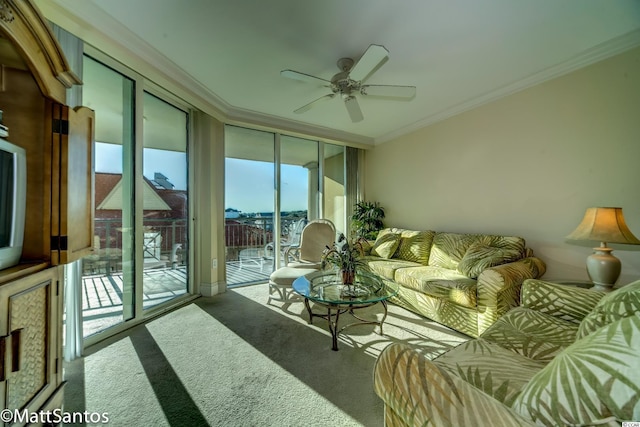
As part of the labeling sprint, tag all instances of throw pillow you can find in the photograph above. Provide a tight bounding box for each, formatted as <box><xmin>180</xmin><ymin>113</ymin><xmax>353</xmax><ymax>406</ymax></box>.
<box><xmin>370</xmin><ymin>233</ymin><xmax>401</xmax><ymax>259</ymax></box>
<box><xmin>577</xmin><ymin>279</ymin><xmax>640</xmax><ymax>339</ymax></box>
<box><xmin>457</xmin><ymin>242</ymin><xmax>522</xmax><ymax>279</ymax></box>
<box><xmin>512</xmin><ymin>313</ymin><xmax>640</xmax><ymax>426</ymax></box>
<box><xmin>393</xmin><ymin>230</ymin><xmax>435</xmax><ymax>264</ymax></box>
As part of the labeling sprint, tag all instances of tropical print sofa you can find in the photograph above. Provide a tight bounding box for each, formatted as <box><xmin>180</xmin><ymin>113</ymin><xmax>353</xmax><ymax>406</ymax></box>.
<box><xmin>373</xmin><ymin>279</ymin><xmax>640</xmax><ymax>426</ymax></box>
<box><xmin>363</xmin><ymin>228</ymin><xmax>546</xmax><ymax>337</ymax></box>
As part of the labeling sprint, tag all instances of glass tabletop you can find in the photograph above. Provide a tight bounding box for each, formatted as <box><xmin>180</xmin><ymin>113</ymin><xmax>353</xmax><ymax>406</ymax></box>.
<box><xmin>292</xmin><ymin>269</ymin><xmax>398</xmax><ymax>305</ymax></box>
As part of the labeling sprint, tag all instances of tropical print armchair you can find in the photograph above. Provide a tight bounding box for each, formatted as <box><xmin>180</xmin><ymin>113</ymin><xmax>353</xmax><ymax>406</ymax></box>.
<box><xmin>373</xmin><ymin>279</ymin><xmax>640</xmax><ymax>426</ymax></box>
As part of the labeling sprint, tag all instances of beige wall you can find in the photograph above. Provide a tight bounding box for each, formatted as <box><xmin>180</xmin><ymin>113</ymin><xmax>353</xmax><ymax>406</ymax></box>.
<box><xmin>364</xmin><ymin>46</ymin><xmax>640</xmax><ymax>284</ymax></box>
<box><xmin>193</xmin><ymin>111</ymin><xmax>226</xmax><ymax>296</ymax></box>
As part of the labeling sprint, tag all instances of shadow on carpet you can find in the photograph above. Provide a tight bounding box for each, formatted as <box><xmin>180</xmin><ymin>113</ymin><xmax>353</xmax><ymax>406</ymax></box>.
<box><xmin>62</xmin><ymin>283</ymin><xmax>468</xmax><ymax>426</ymax></box>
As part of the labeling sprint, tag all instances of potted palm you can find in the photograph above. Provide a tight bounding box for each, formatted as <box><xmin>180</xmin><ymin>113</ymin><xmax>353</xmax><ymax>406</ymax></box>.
<box><xmin>351</xmin><ymin>201</ymin><xmax>385</xmax><ymax>240</ymax></box>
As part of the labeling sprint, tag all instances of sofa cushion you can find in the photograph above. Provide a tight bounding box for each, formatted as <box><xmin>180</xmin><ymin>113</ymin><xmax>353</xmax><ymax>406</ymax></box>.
<box><xmin>363</xmin><ymin>257</ymin><xmax>421</xmax><ymax>281</ymax></box>
<box><xmin>433</xmin><ymin>339</ymin><xmax>546</xmax><ymax>407</ymax></box>
<box><xmin>577</xmin><ymin>280</ymin><xmax>640</xmax><ymax>339</ymax></box>
<box><xmin>370</xmin><ymin>232</ymin><xmax>401</xmax><ymax>259</ymax></box>
<box><xmin>480</xmin><ymin>307</ymin><xmax>579</xmax><ymax>363</ymax></box>
<box><xmin>393</xmin><ymin>229</ymin><xmax>435</xmax><ymax>265</ymax></box>
<box><xmin>429</xmin><ymin>233</ymin><xmax>479</xmax><ymax>270</ymax></box>
<box><xmin>457</xmin><ymin>242</ymin><xmax>523</xmax><ymax>279</ymax></box>
<box><xmin>429</xmin><ymin>233</ymin><xmax>525</xmax><ymax>271</ymax></box>
<box><xmin>512</xmin><ymin>313</ymin><xmax>640</xmax><ymax>426</ymax></box>
<box><xmin>394</xmin><ymin>266</ymin><xmax>478</xmax><ymax>308</ymax></box>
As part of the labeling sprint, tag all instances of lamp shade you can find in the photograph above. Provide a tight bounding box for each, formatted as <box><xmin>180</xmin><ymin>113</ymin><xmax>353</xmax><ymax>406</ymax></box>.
<box><xmin>566</xmin><ymin>207</ymin><xmax>640</xmax><ymax>245</ymax></box>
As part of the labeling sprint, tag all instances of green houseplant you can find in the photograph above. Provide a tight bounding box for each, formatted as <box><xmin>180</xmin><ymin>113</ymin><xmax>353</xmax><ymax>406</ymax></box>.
<box><xmin>351</xmin><ymin>201</ymin><xmax>385</xmax><ymax>240</ymax></box>
<box><xmin>322</xmin><ymin>233</ymin><xmax>366</xmax><ymax>285</ymax></box>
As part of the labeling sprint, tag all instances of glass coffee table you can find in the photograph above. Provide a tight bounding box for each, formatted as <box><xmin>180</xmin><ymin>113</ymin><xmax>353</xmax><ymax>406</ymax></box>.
<box><xmin>292</xmin><ymin>269</ymin><xmax>399</xmax><ymax>351</ymax></box>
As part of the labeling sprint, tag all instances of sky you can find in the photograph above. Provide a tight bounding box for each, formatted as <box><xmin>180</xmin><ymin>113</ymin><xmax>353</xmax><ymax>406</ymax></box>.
<box><xmin>225</xmin><ymin>158</ymin><xmax>309</xmax><ymax>213</ymax></box>
<box><xmin>95</xmin><ymin>143</ymin><xmax>309</xmax><ymax>213</ymax></box>
<box><xmin>96</xmin><ymin>142</ymin><xmax>187</xmax><ymax>190</ymax></box>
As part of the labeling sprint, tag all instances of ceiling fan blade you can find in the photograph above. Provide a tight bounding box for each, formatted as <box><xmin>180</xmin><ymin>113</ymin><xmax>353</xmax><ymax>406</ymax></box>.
<box><xmin>361</xmin><ymin>84</ymin><xmax>416</xmax><ymax>99</ymax></box>
<box><xmin>281</xmin><ymin>69</ymin><xmax>331</xmax><ymax>86</ymax></box>
<box><xmin>348</xmin><ymin>44</ymin><xmax>389</xmax><ymax>82</ymax></box>
<box><xmin>294</xmin><ymin>93</ymin><xmax>335</xmax><ymax>114</ymax></box>
<box><xmin>344</xmin><ymin>95</ymin><xmax>364</xmax><ymax>123</ymax></box>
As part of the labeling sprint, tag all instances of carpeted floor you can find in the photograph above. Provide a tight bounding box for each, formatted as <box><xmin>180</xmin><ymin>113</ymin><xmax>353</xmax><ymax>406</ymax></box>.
<box><xmin>63</xmin><ymin>283</ymin><xmax>469</xmax><ymax>426</ymax></box>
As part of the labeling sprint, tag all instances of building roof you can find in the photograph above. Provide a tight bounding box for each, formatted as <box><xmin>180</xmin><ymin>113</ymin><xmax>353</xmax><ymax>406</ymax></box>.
<box><xmin>95</xmin><ymin>172</ymin><xmax>187</xmax><ymax>219</ymax></box>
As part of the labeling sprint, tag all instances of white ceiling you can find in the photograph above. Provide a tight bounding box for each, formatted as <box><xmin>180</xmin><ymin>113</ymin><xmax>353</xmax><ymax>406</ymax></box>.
<box><xmin>38</xmin><ymin>0</ymin><xmax>640</xmax><ymax>146</ymax></box>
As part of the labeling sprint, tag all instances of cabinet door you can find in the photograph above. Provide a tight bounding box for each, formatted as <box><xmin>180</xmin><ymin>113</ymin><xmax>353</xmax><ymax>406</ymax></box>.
<box><xmin>50</xmin><ymin>103</ymin><xmax>95</xmax><ymax>264</ymax></box>
<box><xmin>0</xmin><ymin>267</ymin><xmax>61</xmax><ymax>418</ymax></box>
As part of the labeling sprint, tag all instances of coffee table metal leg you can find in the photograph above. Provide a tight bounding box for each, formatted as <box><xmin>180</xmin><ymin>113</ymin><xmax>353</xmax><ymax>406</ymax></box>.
<box><xmin>379</xmin><ymin>300</ymin><xmax>388</xmax><ymax>335</ymax></box>
<box><xmin>328</xmin><ymin>306</ymin><xmax>341</xmax><ymax>351</ymax></box>
<box><xmin>303</xmin><ymin>298</ymin><xmax>313</xmax><ymax>324</ymax></box>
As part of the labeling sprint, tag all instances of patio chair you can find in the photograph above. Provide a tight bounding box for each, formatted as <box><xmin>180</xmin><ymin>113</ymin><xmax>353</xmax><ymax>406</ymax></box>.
<box><xmin>238</xmin><ymin>218</ymin><xmax>308</xmax><ymax>273</ymax></box>
<box><xmin>268</xmin><ymin>219</ymin><xmax>336</xmax><ymax>302</ymax></box>
<box><xmin>263</xmin><ymin>218</ymin><xmax>307</xmax><ymax>267</ymax></box>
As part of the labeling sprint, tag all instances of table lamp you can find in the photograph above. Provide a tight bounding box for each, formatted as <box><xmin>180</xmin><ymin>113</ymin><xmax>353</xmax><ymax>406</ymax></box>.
<box><xmin>566</xmin><ymin>207</ymin><xmax>640</xmax><ymax>292</ymax></box>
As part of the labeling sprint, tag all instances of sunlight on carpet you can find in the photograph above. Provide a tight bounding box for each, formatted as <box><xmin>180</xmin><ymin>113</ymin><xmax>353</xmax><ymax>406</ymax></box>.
<box><xmin>239</xmin><ymin>283</ymin><xmax>469</xmax><ymax>358</ymax></box>
<box><xmin>65</xmin><ymin>283</ymin><xmax>470</xmax><ymax>426</ymax></box>
<box><xmin>73</xmin><ymin>304</ymin><xmax>364</xmax><ymax>426</ymax></box>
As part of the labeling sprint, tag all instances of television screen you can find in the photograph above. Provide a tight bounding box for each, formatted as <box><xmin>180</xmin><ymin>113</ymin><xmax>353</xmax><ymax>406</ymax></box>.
<box><xmin>0</xmin><ymin>137</ymin><xmax>26</xmax><ymax>271</ymax></box>
<box><xmin>0</xmin><ymin>148</ymin><xmax>13</xmax><ymax>248</ymax></box>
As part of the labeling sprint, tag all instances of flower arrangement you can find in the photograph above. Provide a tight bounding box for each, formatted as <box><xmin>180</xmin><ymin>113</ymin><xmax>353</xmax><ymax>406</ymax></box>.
<box><xmin>322</xmin><ymin>233</ymin><xmax>367</xmax><ymax>285</ymax></box>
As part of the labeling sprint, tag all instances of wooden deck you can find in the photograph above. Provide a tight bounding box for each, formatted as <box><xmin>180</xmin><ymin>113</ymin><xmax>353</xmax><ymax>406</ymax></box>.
<box><xmin>226</xmin><ymin>260</ymin><xmax>271</xmax><ymax>287</ymax></box>
<box><xmin>81</xmin><ymin>261</ymin><xmax>270</xmax><ymax>337</ymax></box>
<box><xmin>82</xmin><ymin>267</ymin><xmax>189</xmax><ymax>337</ymax></box>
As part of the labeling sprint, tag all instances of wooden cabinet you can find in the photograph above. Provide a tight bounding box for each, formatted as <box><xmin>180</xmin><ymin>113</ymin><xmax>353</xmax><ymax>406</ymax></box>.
<box><xmin>0</xmin><ymin>0</ymin><xmax>93</xmax><ymax>421</ymax></box>
<box><xmin>49</xmin><ymin>102</ymin><xmax>95</xmax><ymax>265</ymax></box>
<box><xmin>0</xmin><ymin>265</ymin><xmax>63</xmax><ymax>425</ymax></box>
<box><xmin>0</xmin><ymin>0</ymin><xmax>94</xmax><ymax>270</ymax></box>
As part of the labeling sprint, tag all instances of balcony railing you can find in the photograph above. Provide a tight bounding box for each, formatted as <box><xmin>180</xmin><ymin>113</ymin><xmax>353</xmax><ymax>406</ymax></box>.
<box><xmin>89</xmin><ymin>215</ymin><xmax>305</xmax><ymax>285</ymax></box>
<box><xmin>88</xmin><ymin>218</ymin><xmax>188</xmax><ymax>275</ymax></box>
<box><xmin>224</xmin><ymin>215</ymin><xmax>306</xmax><ymax>261</ymax></box>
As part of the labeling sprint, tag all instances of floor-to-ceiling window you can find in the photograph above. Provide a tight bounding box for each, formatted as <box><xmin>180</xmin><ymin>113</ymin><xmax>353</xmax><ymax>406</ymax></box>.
<box><xmin>142</xmin><ymin>91</ymin><xmax>189</xmax><ymax>310</ymax></box>
<box><xmin>79</xmin><ymin>53</ymin><xmax>191</xmax><ymax>340</ymax></box>
<box><xmin>81</xmin><ymin>56</ymin><xmax>136</xmax><ymax>337</ymax></box>
<box><xmin>279</xmin><ymin>134</ymin><xmax>319</xmax><ymax>270</ymax></box>
<box><xmin>224</xmin><ymin>125</ymin><xmax>348</xmax><ymax>286</ymax></box>
<box><xmin>281</xmin><ymin>135</ymin><xmax>319</xmax><ymax>222</ymax></box>
<box><xmin>224</xmin><ymin>126</ymin><xmax>275</xmax><ymax>285</ymax></box>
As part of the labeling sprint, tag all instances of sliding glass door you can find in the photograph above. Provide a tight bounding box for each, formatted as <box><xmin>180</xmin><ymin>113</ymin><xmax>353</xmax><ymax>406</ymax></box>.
<box><xmin>224</xmin><ymin>126</ymin><xmax>275</xmax><ymax>285</ymax></box>
<box><xmin>279</xmin><ymin>135</ymin><xmax>319</xmax><ymax>268</ymax></box>
<box><xmin>79</xmin><ymin>54</ymin><xmax>191</xmax><ymax>340</ymax></box>
<box><xmin>142</xmin><ymin>92</ymin><xmax>189</xmax><ymax>310</ymax></box>
<box><xmin>281</xmin><ymin>135</ymin><xmax>319</xmax><ymax>222</ymax></box>
<box><xmin>81</xmin><ymin>56</ymin><xmax>136</xmax><ymax>337</ymax></box>
<box><xmin>224</xmin><ymin>126</ymin><xmax>330</xmax><ymax>286</ymax></box>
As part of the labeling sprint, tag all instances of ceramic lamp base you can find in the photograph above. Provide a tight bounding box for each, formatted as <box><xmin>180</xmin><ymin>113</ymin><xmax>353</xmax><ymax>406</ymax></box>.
<box><xmin>586</xmin><ymin>246</ymin><xmax>620</xmax><ymax>292</ymax></box>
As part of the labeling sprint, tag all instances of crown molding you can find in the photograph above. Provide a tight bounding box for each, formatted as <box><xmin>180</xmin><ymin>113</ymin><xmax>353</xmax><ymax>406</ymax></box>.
<box><xmin>35</xmin><ymin>0</ymin><xmax>640</xmax><ymax>148</ymax></box>
<box><xmin>35</xmin><ymin>0</ymin><xmax>375</xmax><ymax>146</ymax></box>
<box><xmin>375</xmin><ymin>29</ymin><xmax>640</xmax><ymax>145</ymax></box>
<box><xmin>35</xmin><ymin>0</ymin><xmax>229</xmax><ymax>119</ymax></box>
<box><xmin>225</xmin><ymin>107</ymin><xmax>374</xmax><ymax>148</ymax></box>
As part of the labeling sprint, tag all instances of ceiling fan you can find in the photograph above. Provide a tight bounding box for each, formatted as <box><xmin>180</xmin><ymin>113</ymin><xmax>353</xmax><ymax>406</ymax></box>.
<box><xmin>281</xmin><ymin>44</ymin><xmax>416</xmax><ymax>123</ymax></box>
